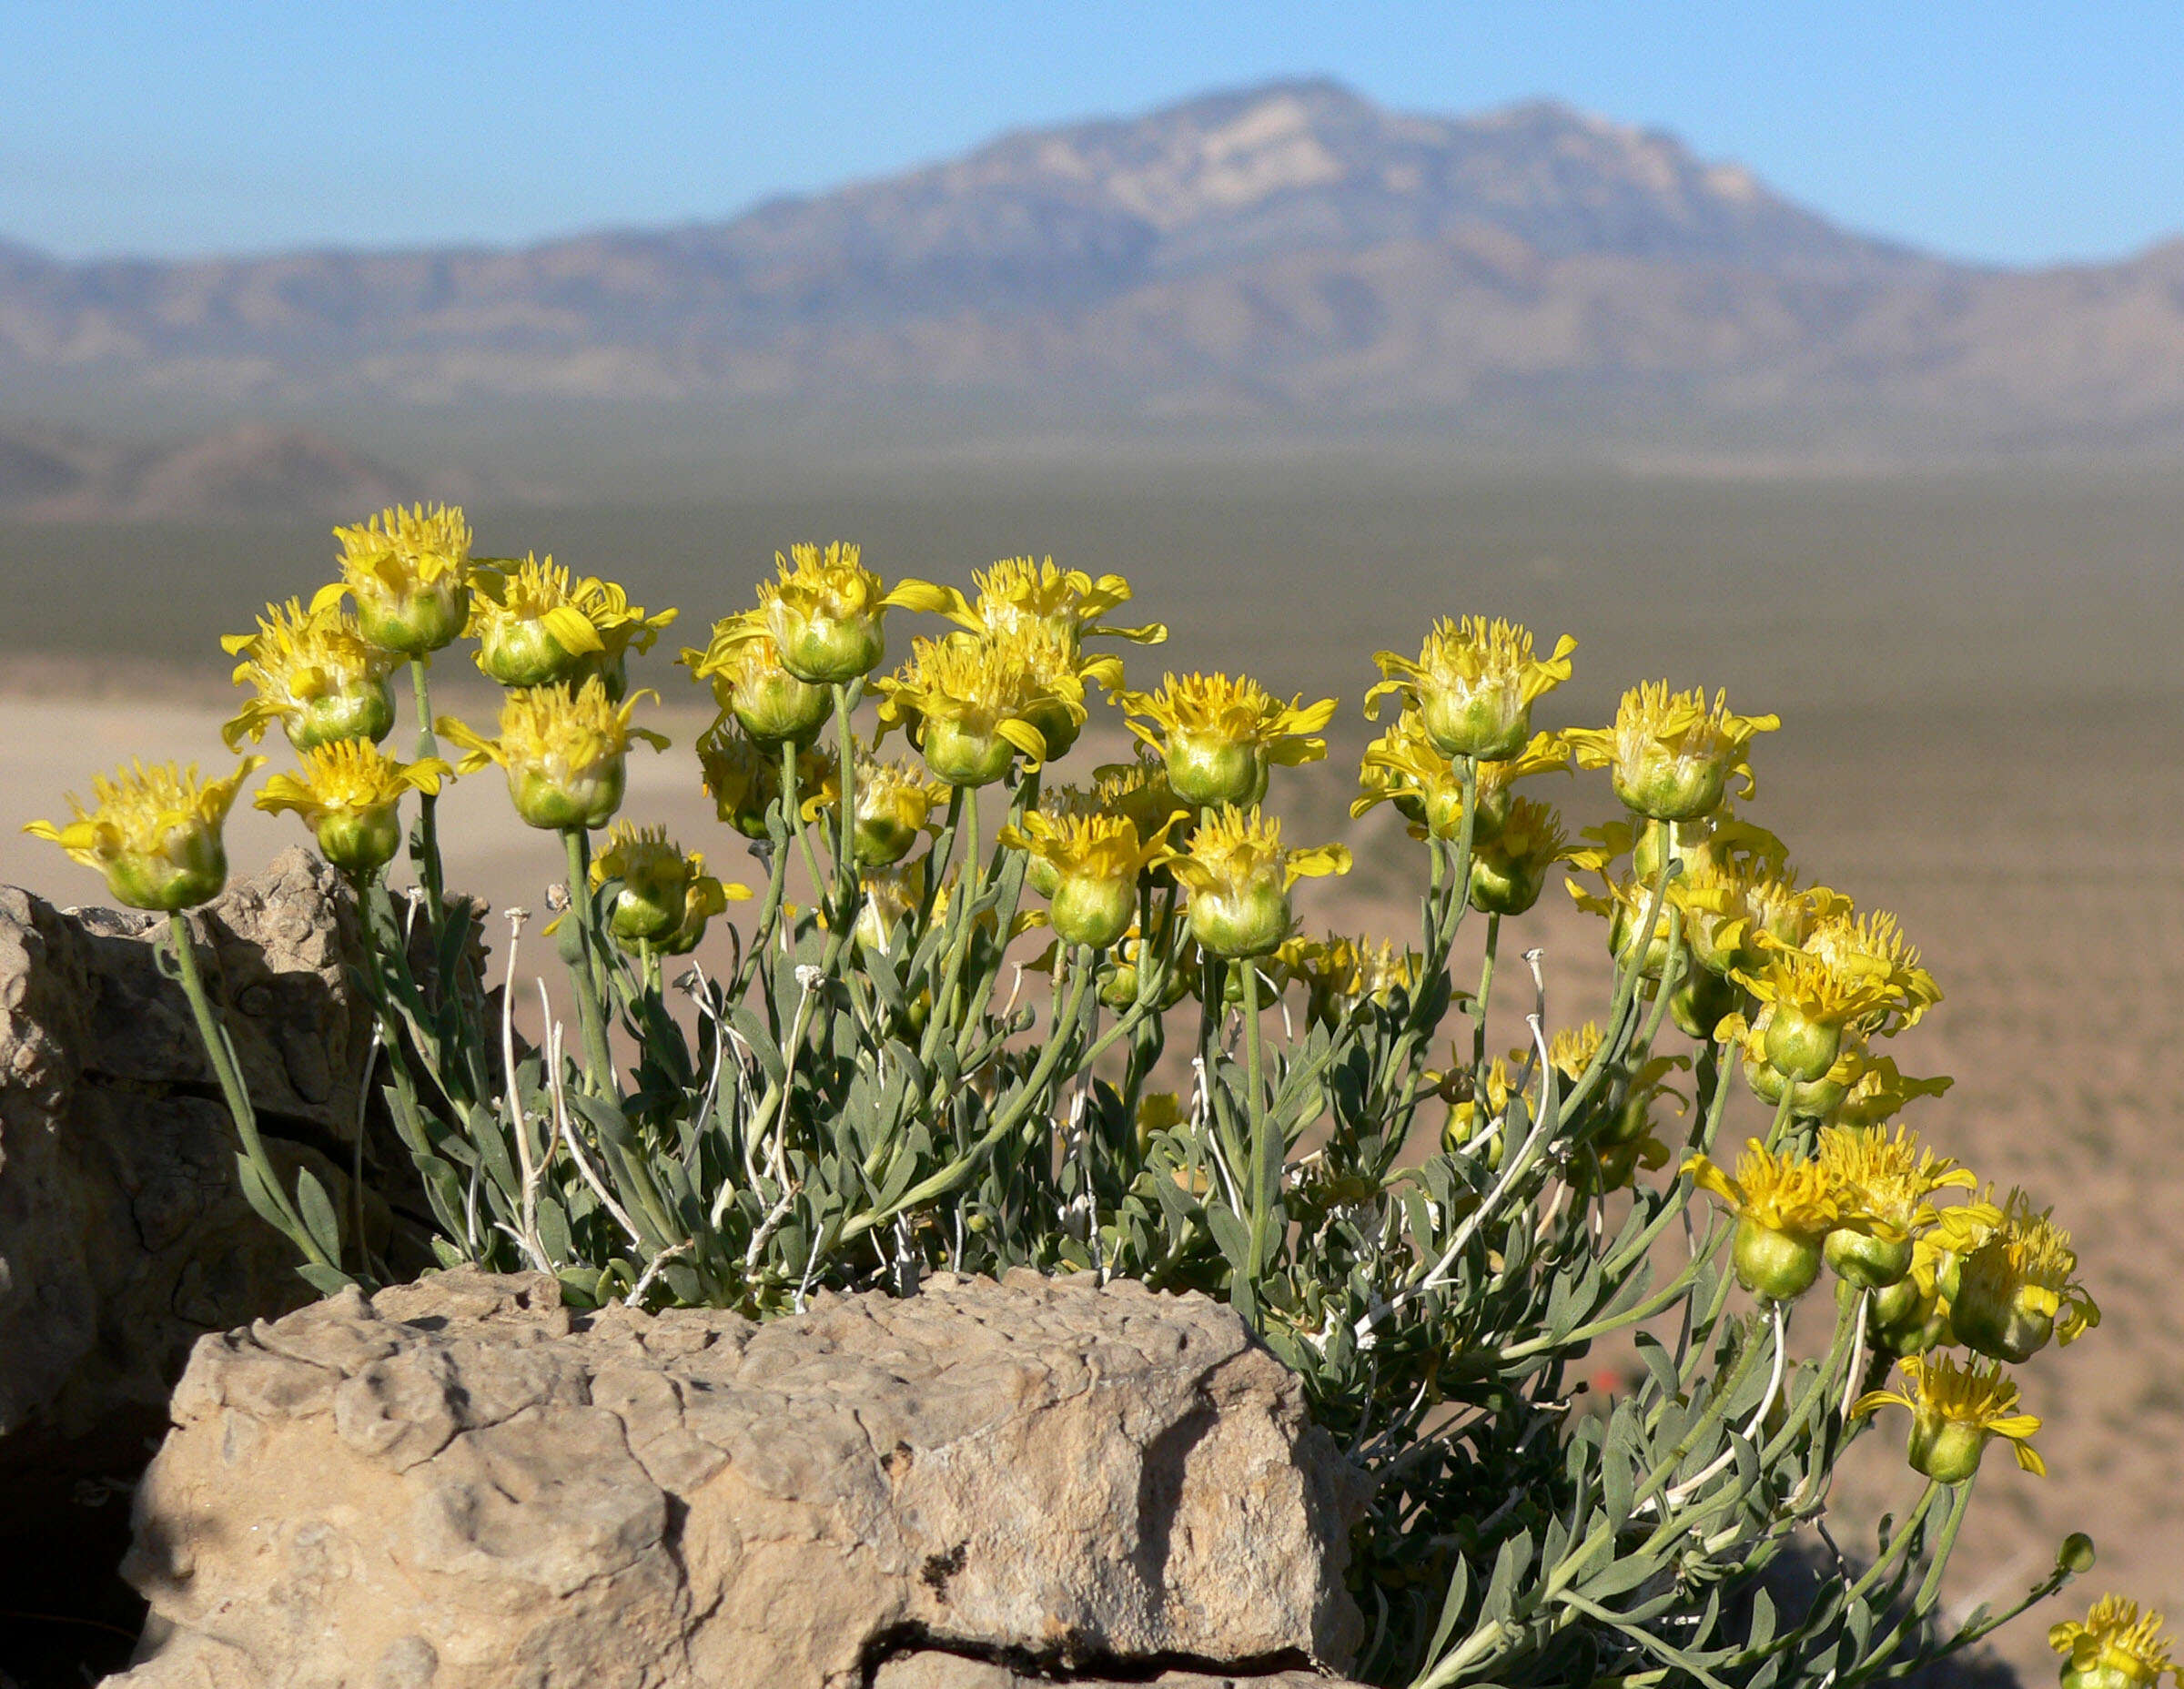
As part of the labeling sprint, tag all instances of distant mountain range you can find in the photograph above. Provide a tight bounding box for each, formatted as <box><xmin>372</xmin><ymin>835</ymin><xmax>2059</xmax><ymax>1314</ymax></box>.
<box><xmin>8</xmin><ymin>77</ymin><xmax>2184</xmax><ymax>497</ymax></box>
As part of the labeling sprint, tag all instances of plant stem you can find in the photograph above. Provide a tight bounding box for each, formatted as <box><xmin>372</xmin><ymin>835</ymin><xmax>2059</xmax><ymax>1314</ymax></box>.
<box><xmin>167</xmin><ymin>911</ymin><xmax>335</xmax><ymax>1270</ymax></box>
<box><xmin>1242</xmin><ymin>953</ymin><xmax>1272</xmax><ymax>1281</ymax></box>
<box><xmin>409</xmin><ymin>658</ymin><xmax>446</xmax><ymax>920</ymax></box>
<box><xmin>562</xmin><ymin>827</ymin><xmax>616</xmax><ymax>1096</ymax></box>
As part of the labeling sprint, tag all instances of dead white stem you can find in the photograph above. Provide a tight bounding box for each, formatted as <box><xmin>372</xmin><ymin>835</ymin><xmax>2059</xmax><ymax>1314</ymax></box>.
<box><xmin>543</xmin><ymin>988</ymin><xmax>643</xmax><ymax>1250</ymax></box>
<box><xmin>494</xmin><ymin>912</ymin><xmax>552</xmax><ymax>1275</ymax></box>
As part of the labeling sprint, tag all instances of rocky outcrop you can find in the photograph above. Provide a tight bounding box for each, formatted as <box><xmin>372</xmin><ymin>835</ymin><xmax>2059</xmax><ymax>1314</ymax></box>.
<box><xmin>109</xmin><ymin>1269</ymin><xmax>1371</xmax><ymax>1689</ymax></box>
<box><xmin>0</xmin><ymin>849</ymin><xmax>380</xmax><ymax>1557</ymax></box>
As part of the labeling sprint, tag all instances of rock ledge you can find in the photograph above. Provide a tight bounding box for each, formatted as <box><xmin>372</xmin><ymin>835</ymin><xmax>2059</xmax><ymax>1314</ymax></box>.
<box><xmin>110</xmin><ymin>1269</ymin><xmax>1371</xmax><ymax>1689</ymax></box>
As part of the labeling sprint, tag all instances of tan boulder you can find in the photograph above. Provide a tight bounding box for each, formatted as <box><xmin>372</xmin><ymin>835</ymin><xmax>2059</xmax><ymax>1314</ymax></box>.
<box><xmin>110</xmin><ymin>1269</ymin><xmax>1370</xmax><ymax>1689</ymax></box>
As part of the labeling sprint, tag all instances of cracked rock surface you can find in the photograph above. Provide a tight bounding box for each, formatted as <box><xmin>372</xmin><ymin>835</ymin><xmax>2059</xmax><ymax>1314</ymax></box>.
<box><xmin>108</xmin><ymin>1269</ymin><xmax>1370</xmax><ymax>1689</ymax></box>
<box><xmin>0</xmin><ymin>850</ymin><xmax>380</xmax><ymax>1536</ymax></box>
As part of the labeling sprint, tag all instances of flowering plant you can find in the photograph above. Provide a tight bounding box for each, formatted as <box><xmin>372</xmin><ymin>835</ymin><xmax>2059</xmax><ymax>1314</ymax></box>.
<box><xmin>27</xmin><ymin>511</ymin><xmax>2134</xmax><ymax>1688</ymax></box>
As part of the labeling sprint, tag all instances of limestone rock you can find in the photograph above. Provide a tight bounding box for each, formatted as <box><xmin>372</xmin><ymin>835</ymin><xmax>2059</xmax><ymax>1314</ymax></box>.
<box><xmin>0</xmin><ymin>850</ymin><xmax>381</xmax><ymax>1544</ymax></box>
<box><xmin>110</xmin><ymin>1269</ymin><xmax>1370</xmax><ymax>1689</ymax></box>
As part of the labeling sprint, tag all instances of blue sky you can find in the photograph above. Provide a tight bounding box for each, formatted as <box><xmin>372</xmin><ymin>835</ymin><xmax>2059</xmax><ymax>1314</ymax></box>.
<box><xmin>4</xmin><ymin>1</ymin><xmax>2180</xmax><ymax>266</ymax></box>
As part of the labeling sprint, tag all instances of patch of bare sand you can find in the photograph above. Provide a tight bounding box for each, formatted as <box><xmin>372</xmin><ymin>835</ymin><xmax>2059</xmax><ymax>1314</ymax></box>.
<box><xmin>3</xmin><ymin>688</ymin><xmax>2178</xmax><ymax>1681</ymax></box>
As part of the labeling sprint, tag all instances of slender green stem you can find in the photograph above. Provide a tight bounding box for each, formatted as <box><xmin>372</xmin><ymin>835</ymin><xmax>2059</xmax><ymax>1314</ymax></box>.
<box><xmin>731</xmin><ymin>742</ymin><xmax>800</xmax><ymax>1003</ymax></box>
<box><xmin>832</xmin><ymin>682</ymin><xmax>860</xmax><ymax>919</ymax></box>
<box><xmin>409</xmin><ymin>658</ymin><xmax>446</xmax><ymax>919</ymax></box>
<box><xmin>1242</xmin><ymin>954</ymin><xmax>1272</xmax><ymax>1280</ymax></box>
<box><xmin>562</xmin><ymin>828</ymin><xmax>616</xmax><ymax>1096</ymax></box>
<box><xmin>167</xmin><ymin>911</ymin><xmax>336</xmax><ymax>1270</ymax></box>
<box><xmin>1471</xmin><ymin>910</ymin><xmax>1500</xmax><ymax>1095</ymax></box>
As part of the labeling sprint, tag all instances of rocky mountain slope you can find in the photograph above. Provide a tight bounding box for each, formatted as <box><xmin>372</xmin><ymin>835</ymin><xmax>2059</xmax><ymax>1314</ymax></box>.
<box><xmin>6</xmin><ymin>80</ymin><xmax>2184</xmax><ymax>456</ymax></box>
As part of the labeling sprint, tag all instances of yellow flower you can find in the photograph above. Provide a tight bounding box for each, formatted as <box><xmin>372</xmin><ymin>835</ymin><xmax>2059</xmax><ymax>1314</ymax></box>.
<box><xmin>652</xmin><ymin>872</ymin><xmax>736</xmax><ymax>956</ymax></box>
<box><xmin>1566</xmin><ymin>867</ymin><xmax>1680</xmax><ymax>981</ymax></box>
<box><xmin>439</xmin><ymin>678</ymin><xmax>668</xmax><ymax>831</ymax></box>
<box><xmin>592</xmin><ymin>823</ymin><xmax>748</xmax><ymax>946</ymax></box>
<box><xmin>1567</xmin><ymin>683</ymin><xmax>1780</xmax><ymax>822</ymax></box>
<box><xmin>1684</xmin><ymin>1139</ymin><xmax>1842</xmax><ymax>1300</ymax></box>
<box><xmin>1953</xmin><ymin>1189</ymin><xmax>2099</xmax><ymax>1363</ymax></box>
<box><xmin>696</xmin><ymin>717</ymin><xmax>783</xmax><ymax>839</ymax></box>
<box><xmin>1278</xmin><ymin>933</ymin><xmax>1422</xmax><ymax>1027</ymax></box>
<box><xmin>1798</xmin><ymin>909</ymin><xmax>1941</xmax><ymax>1034</ymax></box>
<box><xmin>317</xmin><ymin>503</ymin><xmax>474</xmax><ymax>656</ymax></box>
<box><xmin>1442</xmin><ymin>1056</ymin><xmax>1516</xmax><ymax>1155</ymax></box>
<box><xmin>1357</xmin><ymin>717</ymin><xmax>1569</xmax><ymax>843</ymax></box>
<box><xmin>1004</xmin><ymin>623</ymin><xmax>1104</xmax><ymax>759</ymax></box>
<box><xmin>682</xmin><ymin>609</ymin><xmax>835</xmax><ymax>744</ymax></box>
<box><xmin>1737</xmin><ymin>907</ymin><xmax>1938</xmax><ymax>1081</ymax></box>
<box><xmin>1367</xmin><ymin>616</ymin><xmax>1576</xmax><ymax>760</ymax></box>
<box><xmin>1468</xmin><ymin>796</ymin><xmax>1570</xmax><ymax>915</ymax></box>
<box><xmin>926</xmin><ymin>555</ymin><xmax>1167</xmax><ymax>652</ymax></box>
<box><xmin>1834</xmin><ymin>1054</ymin><xmax>1954</xmax><ymax>1128</ymax></box>
<box><xmin>1816</xmin><ymin>1124</ymin><xmax>1977</xmax><ymax>1290</ymax></box>
<box><xmin>1852</xmin><ymin>1352</ymin><xmax>2045</xmax><ymax>1484</ymax></box>
<box><xmin>255</xmin><ymin>741</ymin><xmax>450</xmax><ymax>876</ymax></box>
<box><xmin>1124</xmin><ymin>672</ymin><xmax>1337</xmax><ymax>809</ymax></box>
<box><xmin>752</xmin><ymin>542</ymin><xmax>945</xmax><ymax>683</ymax></box>
<box><xmin>25</xmin><ymin>757</ymin><xmax>264</xmax><ymax>912</ymax></box>
<box><xmin>221</xmin><ymin>597</ymin><xmax>399</xmax><ymax>752</ymax></box>
<box><xmin>2050</xmin><ymin>1597</ymin><xmax>2176</xmax><ymax>1689</ymax></box>
<box><xmin>801</xmin><ymin>751</ymin><xmax>945</xmax><ymax>868</ymax></box>
<box><xmin>1662</xmin><ymin>824</ymin><xmax>1838</xmax><ymax>976</ymax></box>
<box><xmin>999</xmin><ymin>810</ymin><xmax>1180</xmax><ymax>950</ymax></box>
<box><xmin>1168</xmin><ymin>804</ymin><xmax>1350</xmax><ymax>959</ymax></box>
<box><xmin>1134</xmin><ymin>1090</ymin><xmax>1189</xmax><ymax>1157</ymax></box>
<box><xmin>878</xmin><ymin>633</ymin><xmax>1078</xmax><ymax>787</ymax></box>
<box><xmin>468</xmin><ymin>554</ymin><xmax>676</xmax><ymax>693</ymax></box>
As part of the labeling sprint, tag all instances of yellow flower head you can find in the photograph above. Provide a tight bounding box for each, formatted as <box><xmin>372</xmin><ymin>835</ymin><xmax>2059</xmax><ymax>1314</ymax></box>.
<box><xmin>439</xmin><ymin>678</ymin><xmax>669</xmax><ymax>831</ymax></box>
<box><xmin>1125</xmin><ymin>672</ymin><xmax>1337</xmax><ymax>809</ymax></box>
<box><xmin>318</xmin><ymin>503</ymin><xmax>475</xmax><ymax>655</ymax></box>
<box><xmin>1469</xmin><ymin>796</ymin><xmax>1571</xmax><ymax>916</ymax></box>
<box><xmin>1568</xmin><ymin>683</ymin><xmax>1780</xmax><ymax>822</ymax></box>
<box><xmin>1567</xmin><ymin>866</ymin><xmax>1680</xmax><ymax>981</ymax></box>
<box><xmin>1279</xmin><ymin>933</ymin><xmax>1423</xmax><ymax>1027</ymax></box>
<box><xmin>1086</xmin><ymin>749</ymin><xmax>1189</xmax><ymax>846</ymax></box>
<box><xmin>1818</xmin><ymin>1124</ymin><xmax>1977</xmax><ymax>1239</ymax></box>
<box><xmin>878</xmin><ymin>632</ymin><xmax>1079</xmax><ymax>787</ymax></box>
<box><xmin>1442</xmin><ymin>1055</ymin><xmax>1517</xmax><ymax>1154</ymax></box>
<box><xmin>26</xmin><ymin>757</ymin><xmax>264</xmax><ymax>912</ymax></box>
<box><xmin>1685</xmin><ymin>1138</ymin><xmax>1841</xmax><ymax>1300</ymax></box>
<box><xmin>694</xmin><ymin>717</ymin><xmax>814</xmax><ymax>840</ymax></box>
<box><xmin>1817</xmin><ymin>1121</ymin><xmax>1976</xmax><ymax>1291</ymax></box>
<box><xmin>802</xmin><ymin>750</ymin><xmax>945</xmax><ymax>867</ymax></box>
<box><xmin>1357</xmin><ymin>718</ymin><xmax>1569</xmax><ymax>844</ymax></box>
<box><xmin>1367</xmin><ymin>616</ymin><xmax>1577</xmax><ymax>760</ymax></box>
<box><xmin>1734</xmin><ymin>905</ymin><xmax>1937</xmax><ymax>1083</ymax></box>
<box><xmin>1954</xmin><ymin>1189</ymin><xmax>2100</xmax><ymax>1363</ymax></box>
<box><xmin>1835</xmin><ymin>1054</ymin><xmax>1955</xmax><ymax>1129</ymax></box>
<box><xmin>753</xmin><ymin>541</ymin><xmax>945</xmax><ymax>683</ymax></box>
<box><xmin>931</xmin><ymin>555</ymin><xmax>1167</xmax><ymax>655</ymax></box>
<box><xmin>1686</xmin><ymin>1139</ymin><xmax>1839</xmax><ymax>1239</ymax></box>
<box><xmin>1797</xmin><ymin>909</ymin><xmax>1941</xmax><ymax>1035</ymax></box>
<box><xmin>1663</xmin><ymin>823</ymin><xmax>1839</xmax><ymax>976</ymax></box>
<box><xmin>592</xmin><ymin>822</ymin><xmax>749</xmax><ymax>946</ymax></box>
<box><xmin>680</xmin><ymin>609</ymin><xmax>834</xmax><ymax>744</ymax></box>
<box><xmin>1852</xmin><ymin>1352</ymin><xmax>2045</xmax><ymax>1483</ymax></box>
<box><xmin>256</xmin><ymin>741</ymin><xmax>450</xmax><ymax>876</ymax></box>
<box><xmin>221</xmin><ymin>597</ymin><xmax>399</xmax><ymax>752</ymax></box>
<box><xmin>468</xmin><ymin>554</ymin><xmax>676</xmax><ymax>692</ymax></box>
<box><xmin>999</xmin><ymin>809</ymin><xmax>1179</xmax><ymax>949</ymax></box>
<box><xmin>2051</xmin><ymin>1597</ymin><xmax>2176</xmax><ymax>1689</ymax></box>
<box><xmin>1168</xmin><ymin>804</ymin><xmax>1350</xmax><ymax>959</ymax></box>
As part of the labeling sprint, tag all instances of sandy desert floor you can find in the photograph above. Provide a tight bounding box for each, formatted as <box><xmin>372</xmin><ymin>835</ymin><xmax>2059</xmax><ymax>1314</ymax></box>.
<box><xmin>2</xmin><ymin>669</ymin><xmax>2178</xmax><ymax>1684</ymax></box>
